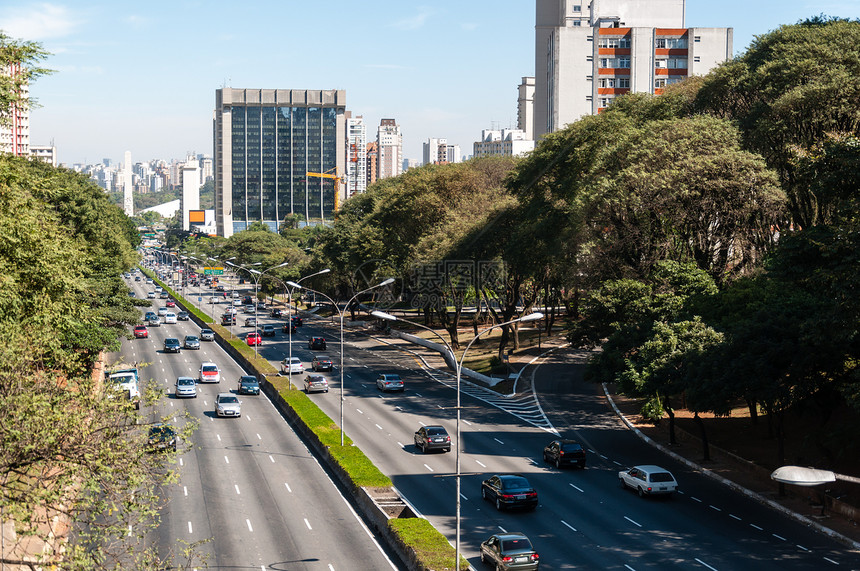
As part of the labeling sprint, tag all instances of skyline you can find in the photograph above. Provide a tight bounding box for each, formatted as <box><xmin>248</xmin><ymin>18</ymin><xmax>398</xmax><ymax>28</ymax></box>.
<box><xmin>2</xmin><ymin>1</ymin><xmax>858</xmax><ymax>167</ymax></box>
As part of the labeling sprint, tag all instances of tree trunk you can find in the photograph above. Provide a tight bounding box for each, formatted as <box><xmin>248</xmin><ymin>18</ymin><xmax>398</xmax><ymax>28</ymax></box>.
<box><xmin>747</xmin><ymin>398</ymin><xmax>758</xmax><ymax>425</ymax></box>
<box><xmin>777</xmin><ymin>409</ymin><xmax>786</xmax><ymax>497</ymax></box>
<box><xmin>664</xmin><ymin>399</ymin><xmax>677</xmax><ymax>445</ymax></box>
<box><xmin>693</xmin><ymin>412</ymin><xmax>710</xmax><ymax>461</ymax></box>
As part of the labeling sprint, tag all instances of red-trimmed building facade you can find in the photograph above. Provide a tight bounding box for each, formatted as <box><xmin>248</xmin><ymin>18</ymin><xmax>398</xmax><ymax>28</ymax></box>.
<box><xmin>535</xmin><ymin>0</ymin><xmax>732</xmax><ymax>139</ymax></box>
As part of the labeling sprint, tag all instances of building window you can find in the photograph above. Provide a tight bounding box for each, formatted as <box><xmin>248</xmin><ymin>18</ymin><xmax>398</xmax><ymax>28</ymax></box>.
<box><xmin>587</xmin><ymin>35</ymin><xmax>593</xmax><ymax>41</ymax></box>
<box><xmin>574</xmin><ymin>20</ymin><xmax>582</xmax><ymax>26</ymax></box>
<box><xmin>656</xmin><ymin>37</ymin><xmax>688</xmax><ymax>49</ymax></box>
<box><xmin>600</xmin><ymin>57</ymin><xmax>630</xmax><ymax>68</ymax></box>
<box><xmin>573</xmin><ymin>4</ymin><xmax>581</xmax><ymax>11</ymax></box>
<box><xmin>599</xmin><ymin>37</ymin><xmax>631</xmax><ymax>48</ymax></box>
<box><xmin>694</xmin><ymin>36</ymin><xmax>701</xmax><ymax>42</ymax></box>
<box><xmin>599</xmin><ymin>97</ymin><xmax>614</xmax><ymax>108</ymax></box>
<box><xmin>598</xmin><ymin>78</ymin><xmax>630</xmax><ymax>88</ymax></box>
<box><xmin>655</xmin><ymin>77</ymin><xmax>685</xmax><ymax>88</ymax></box>
<box><xmin>694</xmin><ymin>56</ymin><xmax>701</xmax><ymax>62</ymax></box>
<box><xmin>655</xmin><ymin>58</ymin><xmax>687</xmax><ymax>69</ymax></box>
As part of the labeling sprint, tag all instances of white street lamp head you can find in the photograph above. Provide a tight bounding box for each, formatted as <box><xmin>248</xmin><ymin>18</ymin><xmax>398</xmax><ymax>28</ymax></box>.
<box><xmin>275</xmin><ymin>261</ymin><xmax>290</xmax><ymax>269</ymax></box>
<box><xmin>372</xmin><ymin>310</ymin><xmax>396</xmax><ymax>321</ymax></box>
<box><xmin>771</xmin><ymin>466</ymin><xmax>836</xmax><ymax>487</ymax></box>
<box><xmin>286</xmin><ymin>281</ymin><xmax>302</xmax><ymax>289</ymax></box>
<box><xmin>378</xmin><ymin>278</ymin><xmax>395</xmax><ymax>286</ymax></box>
<box><xmin>520</xmin><ymin>312</ymin><xmax>544</xmax><ymax>322</ymax></box>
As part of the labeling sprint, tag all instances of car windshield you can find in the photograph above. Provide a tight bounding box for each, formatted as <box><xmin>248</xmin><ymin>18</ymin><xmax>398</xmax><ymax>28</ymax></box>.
<box><xmin>202</xmin><ymin>365</ymin><xmax>218</xmax><ymax>373</ymax></box>
<box><xmin>650</xmin><ymin>472</ymin><xmax>675</xmax><ymax>482</ymax></box>
<box><xmin>502</xmin><ymin>477</ymin><xmax>531</xmax><ymax>490</ymax></box>
<box><xmin>185</xmin><ymin>336</ymin><xmax>198</xmax><ymax>342</ymax></box>
<box><xmin>501</xmin><ymin>538</ymin><xmax>533</xmax><ymax>551</ymax></box>
<box><xmin>201</xmin><ymin>329</ymin><xmax>213</xmax><ymax>335</ymax></box>
<box><xmin>178</xmin><ymin>378</ymin><xmax>194</xmax><ymax>386</ymax></box>
<box><xmin>240</xmin><ymin>377</ymin><xmax>257</xmax><ymax>384</ymax></box>
<box><xmin>219</xmin><ymin>396</ymin><xmax>238</xmax><ymax>404</ymax></box>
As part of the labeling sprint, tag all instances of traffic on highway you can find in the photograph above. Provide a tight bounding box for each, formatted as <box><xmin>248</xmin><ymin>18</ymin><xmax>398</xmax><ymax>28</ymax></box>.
<box><xmin>119</xmin><ymin>265</ymin><xmax>860</xmax><ymax>570</ymax></box>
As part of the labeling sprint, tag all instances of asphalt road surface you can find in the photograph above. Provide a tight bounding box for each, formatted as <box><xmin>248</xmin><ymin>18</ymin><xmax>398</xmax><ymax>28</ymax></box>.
<box><xmin>117</xmin><ymin>274</ymin><xmax>400</xmax><ymax>570</ymax></box>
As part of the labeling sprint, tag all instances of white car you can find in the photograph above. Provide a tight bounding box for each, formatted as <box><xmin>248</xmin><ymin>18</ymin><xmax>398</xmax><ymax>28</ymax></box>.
<box><xmin>199</xmin><ymin>362</ymin><xmax>221</xmax><ymax>383</ymax></box>
<box><xmin>245</xmin><ymin>317</ymin><xmax>257</xmax><ymax>327</ymax></box>
<box><xmin>619</xmin><ymin>465</ymin><xmax>678</xmax><ymax>497</ymax></box>
<box><xmin>231</xmin><ymin>291</ymin><xmax>240</xmax><ymax>298</ymax></box>
<box><xmin>147</xmin><ymin>291</ymin><xmax>156</xmax><ymax>299</ymax></box>
<box><xmin>215</xmin><ymin>392</ymin><xmax>241</xmax><ymax>417</ymax></box>
<box><xmin>376</xmin><ymin>374</ymin><xmax>405</xmax><ymax>392</ymax></box>
<box><xmin>175</xmin><ymin>376</ymin><xmax>197</xmax><ymax>398</ymax></box>
<box><xmin>280</xmin><ymin>356</ymin><xmax>304</xmax><ymax>375</ymax></box>
<box><xmin>163</xmin><ymin>312</ymin><xmax>177</xmax><ymax>324</ymax></box>
<box><xmin>157</xmin><ymin>306</ymin><xmax>169</xmax><ymax>316</ymax></box>
<box><xmin>233</xmin><ymin>298</ymin><xmax>243</xmax><ymax>306</ymax></box>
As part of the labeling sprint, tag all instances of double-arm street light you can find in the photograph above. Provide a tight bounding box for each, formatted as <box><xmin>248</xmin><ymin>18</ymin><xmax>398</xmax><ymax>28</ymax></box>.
<box><xmin>288</xmin><ymin>278</ymin><xmax>395</xmax><ymax>446</ymax></box>
<box><xmin>242</xmin><ymin>262</ymin><xmax>290</xmax><ymax>357</ymax></box>
<box><xmin>372</xmin><ymin>309</ymin><xmax>544</xmax><ymax>570</ymax></box>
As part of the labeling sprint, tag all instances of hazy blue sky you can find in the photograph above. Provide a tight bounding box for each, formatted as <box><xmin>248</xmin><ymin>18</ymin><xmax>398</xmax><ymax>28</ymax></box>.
<box><xmin>1</xmin><ymin>1</ymin><xmax>857</xmax><ymax>166</ymax></box>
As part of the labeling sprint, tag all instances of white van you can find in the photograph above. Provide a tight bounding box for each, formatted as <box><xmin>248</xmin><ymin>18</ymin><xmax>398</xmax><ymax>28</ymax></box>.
<box><xmin>163</xmin><ymin>312</ymin><xmax>177</xmax><ymax>324</ymax></box>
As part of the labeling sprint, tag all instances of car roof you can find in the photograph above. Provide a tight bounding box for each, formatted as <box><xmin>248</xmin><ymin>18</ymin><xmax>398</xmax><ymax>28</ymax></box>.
<box><xmin>632</xmin><ymin>464</ymin><xmax>672</xmax><ymax>473</ymax></box>
<box><xmin>493</xmin><ymin>532</ymin><xmax>530</xmax><ymax>541</ymax></box>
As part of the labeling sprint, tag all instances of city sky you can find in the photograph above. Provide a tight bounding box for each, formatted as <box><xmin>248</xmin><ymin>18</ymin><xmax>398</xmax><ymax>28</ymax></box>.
<box><xmin>1</xmin><ymin>1</ymin><xmax>858</xmax><ymax>167</ymax></box>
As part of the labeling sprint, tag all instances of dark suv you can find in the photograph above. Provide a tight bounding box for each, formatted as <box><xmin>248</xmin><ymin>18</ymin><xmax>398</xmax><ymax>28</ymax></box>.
<box><xmin>308</xmin><ymin>337</ymin><xmax>326</xmax><ymax>350</ymax></box>
<box><xmin>542</xmin><ymin>439</ymin><xmax>586</xmax><ymax>469</ymax></box>
<box><xmin>414</xmin><ymin>425</ymin><xmax>451</xmax><ymax>453</ymax></box>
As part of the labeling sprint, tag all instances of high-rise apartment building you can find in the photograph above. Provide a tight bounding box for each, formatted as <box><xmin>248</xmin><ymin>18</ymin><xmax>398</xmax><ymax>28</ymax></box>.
<box><xmin>365</xmin><ymin>142</ymin><xmax>378</xmax><ymax>188</ymax></box>
<box><xmin>517</xmin><ymin>77</ymin><xmax>535</xmax><ymax>136</ymax></box>
<box><xmin>0</xmin><ymin>62</ymin><xmax>29</xmax><ymax>157</ymax></box>
<box><xmin>213</xmin><ymin>88</ymin><xmax>346</xmax><ymax>236</ymax></box>
<box><xmin>345</xmin><ymin>113</ymin><xmax>367</xmax><ymax>198</ymax></box>
<box><xmin>423</xmin><ymin>138</ymin><xmax>462</xmax><ymax>165</ymax></box>
<box><xmin>377</xmin><ymin>118</ymin><xmax>402</xmax><ymax>180</ymax></box>
<box><xmin>534</xmin><ymin>0</ymin><xmax>732</xmax><ymax>138</ymax></box>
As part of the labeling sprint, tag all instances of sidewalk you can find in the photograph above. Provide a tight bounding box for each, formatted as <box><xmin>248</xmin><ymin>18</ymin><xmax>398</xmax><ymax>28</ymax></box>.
<box><xmin>368</xmin><ymin>326</ymin><xmax>860</xmax><ymax>550</ymax></box>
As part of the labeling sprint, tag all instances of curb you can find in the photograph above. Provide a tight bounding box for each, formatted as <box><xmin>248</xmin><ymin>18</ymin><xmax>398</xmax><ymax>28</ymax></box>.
<box><xmin>601</xmin><ymin>383</ymin><xmax>860</xmax><ymax>551</ymax></box>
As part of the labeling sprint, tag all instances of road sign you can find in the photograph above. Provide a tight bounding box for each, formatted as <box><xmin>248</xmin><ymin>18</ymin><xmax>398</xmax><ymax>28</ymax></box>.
<box><xmin>203</xmin><ymin>267</ymin><xmax>224</xmax><ymax>275</ymax></box>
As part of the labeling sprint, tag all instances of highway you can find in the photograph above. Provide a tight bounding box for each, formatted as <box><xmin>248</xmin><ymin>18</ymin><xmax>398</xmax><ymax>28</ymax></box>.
<box><xmin>241</xmin><ymin>300</ymin><xmax>860</xmax><ymax>570</ymax></box>
<box><xmin>115</xmin><ymin>273</ymin><xmax>400</xmax><ymax>570</ymax></box>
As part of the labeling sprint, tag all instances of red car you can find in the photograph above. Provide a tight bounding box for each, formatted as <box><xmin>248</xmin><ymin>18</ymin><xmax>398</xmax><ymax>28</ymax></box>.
<box><xmin>165</xmin><ymin>299</ymin><xmax>176</xmax><ymax>307</ymax></box>
<box><xmin>246</xmin><ymin>332</ymin><xmax>262</xmax><ymax>346</ymax></box>
<box><xmin>133</xmin><ymin>325</ymin><xmax>149</xmax><ymax>338</ymax></box>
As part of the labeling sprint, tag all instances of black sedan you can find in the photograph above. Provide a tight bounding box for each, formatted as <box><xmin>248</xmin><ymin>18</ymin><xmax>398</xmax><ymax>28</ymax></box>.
<box><xmin>542</xmin><ymin>439</ymin><xmax>587</xmax><ymax>469</ymax></box>
<box><xmin>480</xmin><ymin>532</ymin><xmax>539</xmax><ymax>571</ymax></box>
<box><xmin>481</xmin><ymin>474</ymin><xmax>538</xmax><ymax>511</ymax></box>
<box><xmin>237</xmin><ymin>375</ymin><xmax>260</xmax><ymax>395</ymax></box>
<box><xmin>308</xmin><ymin>337</ymin><xmax>326</xmax><ymax>350</ymax></box>
<box><xmin>414</xmin><ymin>425</ymin><xmax>451</xmax><ymax>453</ymax></box>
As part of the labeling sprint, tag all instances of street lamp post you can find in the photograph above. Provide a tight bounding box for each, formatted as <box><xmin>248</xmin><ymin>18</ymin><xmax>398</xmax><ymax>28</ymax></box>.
<box><xmin>284</xmin><ymin>269</ymin><xmax>331</xmax><ymax>389</ymax></box>
<box><xmin>289</xmin><ymin>278</ymin><xmax>394</xmax><ymax>446</ymax></box>
<box><xmin>244</xmin><ymin>262</ymin><xmax>290</xmax><ymax>358</ymax></box>
<box><xmin>372</xmin><ymin>309</ymin><xmax>544</xmax><ymax>571</ymax></box>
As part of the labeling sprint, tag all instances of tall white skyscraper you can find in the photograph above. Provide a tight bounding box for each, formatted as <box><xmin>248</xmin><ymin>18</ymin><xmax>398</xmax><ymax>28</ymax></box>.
<box><xmin>345</xmin><ymin>114</ymin><xmax>367</xmax><ymax>198</ymax></box>
<box><xmin>534</xmin><ymin>0</ymin><xmax>732</xmax><ymax>138</ymax></box>
<box><xmin>122</xmin><ymin>151</ymin><xmax>134</xmax><ymax>216</ymax></box>
<box><xmin>377</xmin><ymin>118</ymin><xmax>402</xmax><ymax>180</ymax></box>
<box><xmin>180</xmin><ymin>154</ymin><xmax>200</xmax><ymax>231</ymax></box>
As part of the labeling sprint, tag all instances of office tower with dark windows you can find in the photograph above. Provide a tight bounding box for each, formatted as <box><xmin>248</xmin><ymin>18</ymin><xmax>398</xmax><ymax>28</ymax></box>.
<box><xmin>213</xmin><ymin>88</ymin><xmax>346</xmax><ymax>237</ymax></box>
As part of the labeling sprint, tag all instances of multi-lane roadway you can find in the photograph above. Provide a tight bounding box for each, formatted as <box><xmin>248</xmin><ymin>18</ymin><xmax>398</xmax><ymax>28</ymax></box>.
<box><xmin>122</xmin><ymin>270</ymin><xmax>860</xmax><ymax>569</ymax></box>
<box><xmin>117</xmin><ymin>272</ymin><xmax>399</xmax><ymax>570</ymax></box>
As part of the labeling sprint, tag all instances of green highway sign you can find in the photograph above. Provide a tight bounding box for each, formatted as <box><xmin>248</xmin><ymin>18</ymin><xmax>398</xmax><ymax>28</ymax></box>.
<box><xmin>203</xmin><ymin>267</ymin><xmax>224</xmax><ymax>275</ymax></box>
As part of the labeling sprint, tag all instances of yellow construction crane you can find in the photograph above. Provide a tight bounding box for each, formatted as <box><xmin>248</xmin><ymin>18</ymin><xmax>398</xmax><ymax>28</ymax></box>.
<box><xmin>305</xmin><ymin>167</ymin><xmax>345</xmax><ymax>212</ymax></box>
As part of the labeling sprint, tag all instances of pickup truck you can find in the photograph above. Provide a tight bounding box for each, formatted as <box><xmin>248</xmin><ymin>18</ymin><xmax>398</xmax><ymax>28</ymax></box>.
<box><xmin>107</xmin><ymin>367</ymin><xmax>141</xmax><ymax>409</ymax></box>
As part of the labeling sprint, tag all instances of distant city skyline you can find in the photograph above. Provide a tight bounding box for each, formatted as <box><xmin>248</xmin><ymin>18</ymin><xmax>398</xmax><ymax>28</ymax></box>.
<box><xmin>1</xmin><ymin>1</ymin><xmax>856</xmax><ymax>166</ymax></box>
